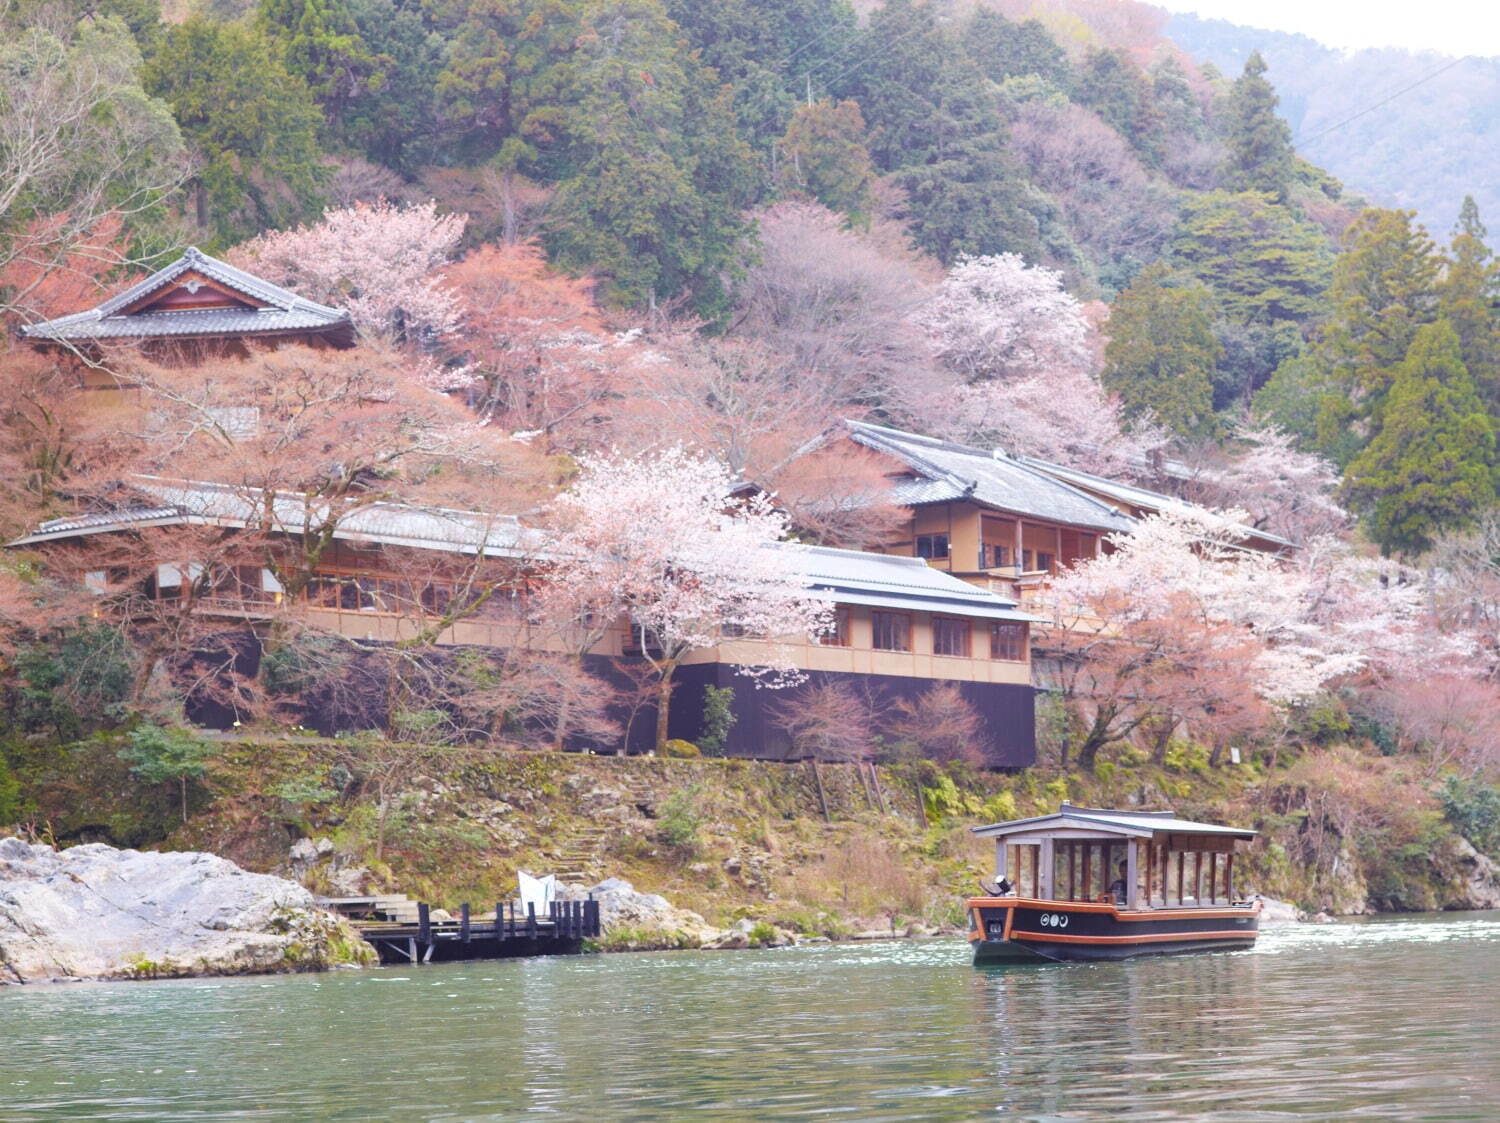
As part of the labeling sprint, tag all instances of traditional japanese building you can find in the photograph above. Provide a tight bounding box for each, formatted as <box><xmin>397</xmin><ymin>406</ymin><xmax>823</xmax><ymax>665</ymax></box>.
<box><xmin>20</xmin><ymin>246</ymin><xmax>356</xmax><ymax>367</ymax></box>
<box><xmin>11</xmin><ymin>477</ymin><xmax>1040</xmax><ymax>767</ymax></box>
<box><xmin>839</xmin><ymin>420</ymin><xmax>1292</xmax><ymax>614</ymax></box>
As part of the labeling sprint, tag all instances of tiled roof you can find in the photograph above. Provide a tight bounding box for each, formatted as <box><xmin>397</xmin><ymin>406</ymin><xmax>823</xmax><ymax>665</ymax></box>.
<box><xmin>20</xmin><ymin>247</ymin><xmax>354</xmax><ymax>345</ymax></box>
<box><xmin>788</xmin><ymin>544</ymin><xmax>1040</xmax><ymax>622</ymax></box>
<box><xmin>1016</xmin><ymin>455</ymin><xmax>1295</xmax><ymax>550</ymax></box>
<box><xmin>846</xmin><ymin>421</ymin><xmax>1138</xmax><ymax>534</ymax></box>
<box><xmin>10</xmin><ymin>477</ymin><xmax>533</xmax><ymax>558</ymax></box>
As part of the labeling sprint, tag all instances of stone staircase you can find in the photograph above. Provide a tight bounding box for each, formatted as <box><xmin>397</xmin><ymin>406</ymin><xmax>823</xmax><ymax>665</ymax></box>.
<box><xmin>546</xmin><ymin>824</ymin><xmax>612</xmax><ymax>883</ymax></box>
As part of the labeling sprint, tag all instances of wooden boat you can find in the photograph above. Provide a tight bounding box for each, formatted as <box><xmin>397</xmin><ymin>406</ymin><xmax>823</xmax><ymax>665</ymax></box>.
<box><xmin>965</xmin><ymin>804</ymin><xmax>1261</xmax><ymax>965</ymax></box>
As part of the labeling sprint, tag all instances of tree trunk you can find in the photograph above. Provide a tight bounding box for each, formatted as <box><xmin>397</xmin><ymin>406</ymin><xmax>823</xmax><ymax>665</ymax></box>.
<box><xmin>653</xmin><ymin>667</ymin><xmax>677</xmax><ymax>753</ymax></box>
<box><xmin>180</xmin><ymin>776</ymin><xmax>188</xmax><ymax>824</ymax></box>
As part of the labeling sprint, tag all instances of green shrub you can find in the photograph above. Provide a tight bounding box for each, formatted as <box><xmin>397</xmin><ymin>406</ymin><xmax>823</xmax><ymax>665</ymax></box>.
<box><xmin>0</xmin><ymin>754</ymin><xmax>21</xmax><ymax>826</ymax></box>
<box><xmin>663</xmin><ymin>739</ymin><xmax>701</xmax><ymax>759</ymax></box>
<box><xmin>118</xmin><ymin>724</ymin><xmax>217</xmax><ymax>823</ymax></box>
<box><xmin>747</xmin><ymin>920</ymin><xmax>777</xmax><ymax>947</ymax></box>
<box><xmin>1439</xmin><ymin>776</ymin><xmax>1500</xmax><ymax>858</ymax></box>
<box><xmin>657</xmin><ymin>786</ymin><xmax>704</xmax><ymax>850</ymax></box>
<box><xmin>698</xmin><ymin>686</ymin><xmax>736</xmax><ymax>756</ymax></box>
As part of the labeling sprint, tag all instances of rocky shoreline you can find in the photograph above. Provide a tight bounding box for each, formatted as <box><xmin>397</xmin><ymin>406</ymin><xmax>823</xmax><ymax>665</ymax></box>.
<box><xmin>0</xmin><ymin>838</ymin><xmax>372</xmax><ymax>985</ymax></box>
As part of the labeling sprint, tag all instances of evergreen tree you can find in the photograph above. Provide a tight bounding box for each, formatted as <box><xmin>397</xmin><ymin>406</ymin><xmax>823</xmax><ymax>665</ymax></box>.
<box><xmin>1342</xmin><ymin>320</ymin><xmax>1497</xmax><ymax>556</ymax></box>
<box><xmin>544</xmin><ymin>0</ymin><xmax>757</xmax><ymax>317</ymax></box>
<box><xmin>1102</xmin><ymin>264</ymin><xmax>1220</xmax><ymax>439</ymax></box>
<box><xmin>1221</xmin><ymin>51</ymin><xmax>1294</xmax><ymax>201</ymax></box>
<box><xmin>665</xmin><ymin>0</ymin><xmax>857</xmax><ymax>152</ymax></box>
<box><xmin>144</xmin><ymin>18</ymin><xmax>324</xmax><ymax>243</ymax></box>
<box><xmin>842</xmin><ymin>0</ymin><xmax>1038</xmax><ymax>263</ymax></box>
<box><xmin>1076</xmin><ymin>47</ymin><xmax>1162</xmax><ymax>165</ymax></box>
<box><xmin>1438</xmin><ymin>195</ymin><xmax>1500</xmax><ymax>411</ymax></box>
<box><xmin>1253</xmin><ymin>353</ymin><xmax>1336</xmax><ymax>450</ymax></box>
<box><xmin>961</xmin><ymin>8</ymin><xmax>1070</xmax><ymax>90</ymax></box>
<box><xmin>1317</xmin><ymin>207</ymin><xmax>1440</xmax><ymax>461</ymax></box>
<box><xmin>341</xmin><ymin>0</ymin><xmax>443</xmax><ymax>172</ymax></box>
<box><xmin>1172</xmin><ymin>190</ymin><xmax>1333</xmax><ymax>323</ymax></box>
<box><xmin>257</xmin><ymin>0</ymin><xmax>386</xmax><ymax>128</ymax></box>
<box><xmin>777</xmin><ymin>99</ymin><xmax>874</xmax><ymax>222</ymax></box>
<box><xmin>424</xmin><ymin>0</ymin><xmax>580</xmax><ymax>167</ymax></box>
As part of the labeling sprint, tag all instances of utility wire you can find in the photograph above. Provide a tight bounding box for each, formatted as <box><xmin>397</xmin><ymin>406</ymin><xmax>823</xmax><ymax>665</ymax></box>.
<box><xmin>813</xmin><ymin>20</ymin><xmax>934</xmax><ymax>95</ymax></box>
<box><xmin>1294</xmin><ymin>56</ymin><xmax>1469</xmax><ymax>146</ymax></box>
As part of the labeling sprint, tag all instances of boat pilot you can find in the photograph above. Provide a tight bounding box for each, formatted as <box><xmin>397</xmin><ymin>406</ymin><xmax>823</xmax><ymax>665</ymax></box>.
<box><xmin>1108</xmin><ymin>862</ymin><xmax>1128</xmax><ymax>904</ymax></box>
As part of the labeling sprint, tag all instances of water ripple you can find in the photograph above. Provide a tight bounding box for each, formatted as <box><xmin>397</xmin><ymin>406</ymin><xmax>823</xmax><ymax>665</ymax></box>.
<box><xmin>1</xmin><ymin>911</ymin><xmax>1497</xmax><ymax>1120</ymax></box>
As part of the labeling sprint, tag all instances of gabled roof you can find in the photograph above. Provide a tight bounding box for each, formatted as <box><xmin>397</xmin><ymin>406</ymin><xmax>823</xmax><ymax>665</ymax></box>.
<box><xmin>789</xmin><ymin>544</ymin><xmax>1040</xmax><ymax>623</ymax></box>
<box><xmin>972</xmin><ymin>804</ymin><xmax>1256</xmax><ymax>841</ymax></box>
<box><xmin>9</xmin><ymin>477</ymin><xmax>533</xmax><ymax>558</ymax></box>
<box><xmin>20</xmin><ymin>247</ymin><xmax>355</xmax><ymax>348</ymax></box>
<box><xmin>1016</xmin><ymin>455</ymin><xmax>1295</xmax><ymax>551</ymax></box>
<box><xmin>846</xmin><ymin>420</ymin><xmax>1138</xmax><ymax>535</ymax></box>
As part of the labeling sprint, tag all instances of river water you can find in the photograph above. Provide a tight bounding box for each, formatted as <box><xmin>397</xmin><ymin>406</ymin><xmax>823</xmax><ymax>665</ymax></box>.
<box><xmin>3</xmin><ymin>911</ymin><xmax>1498</xmax><ymax>1121</ymax></box>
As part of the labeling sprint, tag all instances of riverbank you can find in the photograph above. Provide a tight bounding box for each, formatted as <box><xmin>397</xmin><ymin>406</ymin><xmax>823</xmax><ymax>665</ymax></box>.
<box><xmin>5</xmin><ymin>733</ymin><xmax>1497</xmax><ymax>947</ymax></box>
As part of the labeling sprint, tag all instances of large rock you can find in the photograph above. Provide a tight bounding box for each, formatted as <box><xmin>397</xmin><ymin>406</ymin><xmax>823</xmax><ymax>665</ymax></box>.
<box><xmin>561</xmin><ymin>876</ymin><xmax>722</xmax><ymax>947</ymax></box>
<box><xmin>1441</xmin><ymin>838</ymin><xmax>1500</xmax><ymax>911</ymax></box>
<box><xmin>0</xmin><ymin>838</ymin><xmax>373</xmax><ymax>985</ymax></box>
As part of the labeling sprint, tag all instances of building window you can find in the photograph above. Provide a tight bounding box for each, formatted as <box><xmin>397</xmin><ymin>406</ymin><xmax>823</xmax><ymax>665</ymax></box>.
<box><xmin>915</xmin><ymin>534</ymin><xmax>949</xmax><ymax>560</ymax></box>
<box><xmin>932</xmin><ymin>616</ymin><xmax>971</xmax><ymax>657</ymax></box>
<box><xmin>990</xmin><ymin>621</ymin><xmax>1027</xmax><ymax>661</ymax></box>
<box><xmin>1035</xmin><ymin>551</ymin><xmax>1055</xmax><ymax>573</ymax></box>
<box><xmin>872</xmin><ymin>611</ymin><xmax>911</xmax><ymax>652</ymax></box>
<box><xmin>818</xmin><ymin>606</ymin><xmax>851</xmax><ymax>647</ymax></box>
<box><xmin>982</xmin><ymin>544</ymin><xmax>1011</xmax><ymax>569</ymax></box>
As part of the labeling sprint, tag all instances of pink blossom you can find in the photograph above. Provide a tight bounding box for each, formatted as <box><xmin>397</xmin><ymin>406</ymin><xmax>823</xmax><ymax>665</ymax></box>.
<box><xmin>231</xmin><ymin>200</ymin><xmax>466</xmax><ymax>342</ymax></box>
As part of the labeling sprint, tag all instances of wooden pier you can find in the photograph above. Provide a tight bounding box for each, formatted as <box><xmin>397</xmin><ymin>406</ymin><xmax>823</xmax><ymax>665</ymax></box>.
<box><xmin>321</xmin><ymin>895</ymin><xmax>601</xmax><ymax>965</ymax></box>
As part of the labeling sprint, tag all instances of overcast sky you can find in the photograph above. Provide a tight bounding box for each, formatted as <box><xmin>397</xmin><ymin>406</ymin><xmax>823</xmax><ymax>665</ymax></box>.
<box><xmin>1153</xmin><ymin>1</ymin><xmax>1500</xmax><ymax>57</ymax></box>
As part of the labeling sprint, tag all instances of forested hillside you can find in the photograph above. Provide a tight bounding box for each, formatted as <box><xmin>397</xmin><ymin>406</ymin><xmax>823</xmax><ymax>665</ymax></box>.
<box><xmin>1167</xmin><ymin>13</ymin><xmax>1500</xmax><ymax>235</ymax></box>
<box><xmin>3</xmin><ymin>0</ymin><xmax>1500</xmax><ymax>840</ymax></box>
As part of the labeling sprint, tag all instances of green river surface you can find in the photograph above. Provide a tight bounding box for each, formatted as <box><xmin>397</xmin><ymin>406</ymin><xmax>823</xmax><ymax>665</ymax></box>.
<box><xmin>3</xmin><ymin>911</ymin><xmax>1498</xmax><ymax>1121</ymax></box>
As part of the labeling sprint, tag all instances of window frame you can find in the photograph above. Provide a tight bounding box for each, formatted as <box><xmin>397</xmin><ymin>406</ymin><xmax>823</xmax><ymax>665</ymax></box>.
<box><xmin>871</xmin><ymin>610</ymin><xmax>912</xmax><ymax>653</ymax></box>
<box><xmin>931</xmin><ymin>615</ymin><xmax>972</xmax><ymax>658</ymax></box>
<box><xmin>818</xmin><ymin>605</ymin><xmax>852</xmax><ymax>647</ymax></box>
<box><xmin>989</xmin><ymin>621</ymin><xmax>1027</xmax><ymax>662</ymax></box>
<box><xmin>915</xmin><ymin>533</ymin><xmax>950</xmax><ymax>560</ymax></box>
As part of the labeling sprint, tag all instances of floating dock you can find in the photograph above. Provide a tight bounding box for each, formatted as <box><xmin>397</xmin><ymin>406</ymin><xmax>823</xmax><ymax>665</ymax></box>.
<box><xmin>320</xmin><ymin>895</ymin><xmax>601</xmax><ymax>965</ymax></box>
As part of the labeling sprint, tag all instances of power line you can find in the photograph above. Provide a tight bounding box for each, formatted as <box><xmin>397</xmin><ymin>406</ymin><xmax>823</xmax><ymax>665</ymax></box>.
<box><xmin>1294</xmin><ymin>56</ymin><xmax>1469</xmax><ymax>146</ymax></box>
<box><xmin>814</xmin><ymin>20</ymin><xmax>934</xmax><ymax>95</ymax></box>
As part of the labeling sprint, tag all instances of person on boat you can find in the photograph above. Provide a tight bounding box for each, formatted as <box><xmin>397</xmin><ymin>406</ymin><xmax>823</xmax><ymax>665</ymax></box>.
<box><xmin>1108</xmin><ymin>862</ymin><xmax>1128</xmax><ymax>904</ymax></box>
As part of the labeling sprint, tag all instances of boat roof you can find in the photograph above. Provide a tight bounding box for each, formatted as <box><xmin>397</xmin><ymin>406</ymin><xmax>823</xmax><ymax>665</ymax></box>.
<box><xmin>972</xmin><ymin>804</ymin><xmax>1256</xmax><ymax>841</ymax></box>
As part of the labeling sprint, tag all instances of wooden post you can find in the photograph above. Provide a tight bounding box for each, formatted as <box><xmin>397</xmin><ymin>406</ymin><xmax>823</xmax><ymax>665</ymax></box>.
<box><xmin>1038</xmin><ymin>839</ymin><xmax>1052</xmax><ymax>898</ymax></box>
<box><xmin>1144</xmin><ymin>841</ymin><xmax>1153</xmax><ymax>906</ymax></box>
<box><xmin>1081</xmin><ymin>841</ymin><xmax>1092</xmax><ymax>900</ymax></box>
<box><xmin>417</xmin><ymin>902</ymin><xmax>431</xmax><ymax>946</ymax></box>
<box><xmin>1193</xmin><ymin>852</ymin><xmax>1203</xmax><ymax>905</ymax></box>
<box><xmin>1125</xmin><ymin>839</ymin><xmax>1139</xmax><ymax>909</ymax></box>
<box><xmin>1208</xmin><ymin>853</ymin><xmax>1218</xmax><ymax>904</ymax></box>
<box><xmin>1161</xmin><ymin>845</ymin><xmax>1170</xmax><ymax>906</ymax></box>
<box><xmin>496</xmin><ymin>903</ymin><xmax>506</xmax><ymax>940</ymax></box>
<box><xmin>1013</xmin><ymin>519</ymin><xmax>1023</xmax><ymax>572</ymax></box>
<box><xmin>1175</xmin><ymin>852</ymin><xmax>1184</xmax><ymax>907</ymax></box>
<box><xmin>809</xmin><ymin>758</ymin><xmax>831</xmax><ymax>823</ymax></box>
<box><xmin>460</xmin><ymin>902</ymin><xmax>471</xmax><ymax>942</ymax></box>
<box><xmin>526</xmin><ymin>901</ymin><xmax>537</xmax><ymax>940</ymax></box>
<box><xmin>1225</xmin><ymin>853</ymin><xmax>1235</xmax><ymax>902</ymax></box>
<box><xmin>996</xmin><ymin>840</ymin><xmax>1008</xmax><ymax>887</ymax></box>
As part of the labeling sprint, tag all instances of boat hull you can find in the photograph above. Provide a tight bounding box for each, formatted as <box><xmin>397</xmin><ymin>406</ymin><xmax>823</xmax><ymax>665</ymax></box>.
<box><xmin>966</xmin><ymin>897</ymin><xmax>1260</xmax><ymax>965</ymax></box>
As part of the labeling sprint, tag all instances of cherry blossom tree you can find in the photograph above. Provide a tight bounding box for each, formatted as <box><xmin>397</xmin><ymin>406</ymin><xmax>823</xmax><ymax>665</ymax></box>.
<box><xmin>543</xmin><ymin>446</ymin><xmax>832</xmax><ymax>752</ymax></box>
<box><xmin>1185</xmin><ymin>425</ymin><xmax>1348</xmax><ymax>544</ymax></box>
<box><xmin>943</xmin><ymin>365</ymin><xmax>1168</xmax><ymax>479</ymax></box>
<box><xmin>769</xmin><ymin>680</ymin><xmax>877</xmax><ymax>762</ymax></box>
<box><xmin>920</xmin><ymin>253</ymin><xmax>1092</xmax><ymax>382</ymax></box>
<box><xmin>231</xmin><ymin>200</ymin><xmax>465</xmax><ymax>342</ymax></box>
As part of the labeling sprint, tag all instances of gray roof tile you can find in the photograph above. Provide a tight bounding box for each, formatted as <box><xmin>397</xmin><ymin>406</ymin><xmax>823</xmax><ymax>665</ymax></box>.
<box><xmin>20</xmin><ymin>247</ymin><xmax>353</xmax><ymax>344</ymax></box>
<box><xmin>847</xmin><ymin>421</ymin><xmax>1137</xmax><ymax>534</ymax></box>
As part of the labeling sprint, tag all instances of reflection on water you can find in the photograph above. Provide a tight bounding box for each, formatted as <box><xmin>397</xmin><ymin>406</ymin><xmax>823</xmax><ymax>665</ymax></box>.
<box><xmin>2</xmin><ymin>913</ymin><xmax>1498</xmax><ymax>1121</ymax></box>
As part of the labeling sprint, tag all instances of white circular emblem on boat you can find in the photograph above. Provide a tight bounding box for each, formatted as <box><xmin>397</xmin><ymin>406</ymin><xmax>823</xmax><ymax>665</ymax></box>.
<box><xmin>1039</xmin><ymin>913</ymin><xmax>1069</xmax><ymax>928</ymax></box>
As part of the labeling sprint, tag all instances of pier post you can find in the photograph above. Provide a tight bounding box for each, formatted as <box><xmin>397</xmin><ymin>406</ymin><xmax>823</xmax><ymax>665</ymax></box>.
<box><xmin>527</xmin><ymin>901</ymin><xmax>537</xmax><ymax>940</ymax></box>
<box><xmin>418</xmin><ymin>902</ymin><xmax>431</xmax><ymax>946</ymax></box>
<box><xmin>460</xmin><ymin>902</ymin><xmax>471</xmax><ymax>942</ymax></box>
